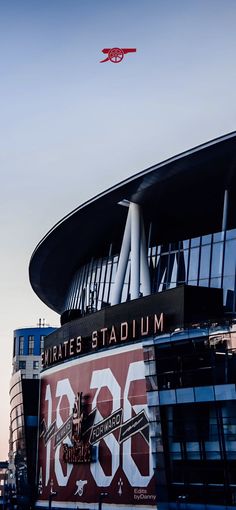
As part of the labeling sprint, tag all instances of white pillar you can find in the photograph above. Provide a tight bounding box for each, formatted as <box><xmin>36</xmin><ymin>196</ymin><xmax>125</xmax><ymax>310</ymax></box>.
<box><xmin>130</xmin><ymin>202</ymin><xmax>141</xmax><ymax>299</ymax></box>
<box><xmin>111</xmin><ymin>201</ymin><xmax>151</xmax><ymax>305</ymax></box>
<box><xmin>219</xmin><ymin>188</ymin><xmax>229</xmax><ymax>284</ymax></box>
<box><xmin>111</xmin><ymin>208</ymin><xmax>131</xmax><ymax>305</ymax></box>
<box><xmin>222</xmin><ymin>188</ymin><xmax>229</xmax><ymax>232</ymax></box>
<box><xmin>140</xmin><ymin>217</ymin><xmax>151</xmax><ymax>296</ymax></box>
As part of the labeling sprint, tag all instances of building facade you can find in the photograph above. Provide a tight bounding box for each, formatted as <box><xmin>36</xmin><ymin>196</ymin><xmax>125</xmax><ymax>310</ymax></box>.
<box><xmin>0</xmin><ymin>461</ymin><xmax>8</xmax><ymax>510</ymax></box>
<box><xmin>9</xmin><ymin>325</ymin><xmax>56</xmax><ymax>508</ymax></box>
<box><xmin>30</xmin><ymin>132</ymin><xmax>236</xmax><ymax>509</ymax></box>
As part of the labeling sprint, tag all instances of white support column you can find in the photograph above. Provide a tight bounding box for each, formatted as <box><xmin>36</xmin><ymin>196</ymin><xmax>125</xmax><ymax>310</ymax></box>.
<box><xmin>111</xmin><ymin>208</ymin><xmax>131</xmax><ymax>305</ymax></box>
<box><xmin>222</xmin><ymin>188</ymin><xmax>229</xmax><ymax>232</ymax></box>
<box><xmin>219</xmin><ymin>188</ymin><xmax>229</xmax><ymax>284</ymax></box>
<box><xmin>130</xmin><ymin>202</ymin><xmax>141</xmax><ymax>300</ymax></box>
<box><xmin>111</xmin><ymin>201</ymin><xmax>151</xmax><ymax>305</ymax></box>
<box><xmin>140</xmin><ymin>217</ymin><xmax>151</xmax><ymax>296</ymax></box>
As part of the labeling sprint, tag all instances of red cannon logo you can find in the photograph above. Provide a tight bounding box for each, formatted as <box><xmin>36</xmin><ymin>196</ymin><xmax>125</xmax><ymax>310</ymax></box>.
<box><xmin>100</xmin><ymin>47</ymin><xmax>137</xmax><ymax>63</ymax></box>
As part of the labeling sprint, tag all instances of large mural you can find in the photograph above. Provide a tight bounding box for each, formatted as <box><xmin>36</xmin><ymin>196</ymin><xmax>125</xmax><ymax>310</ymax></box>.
<box><xmin>37</xmin><ymin>344</ymin><xmax>156</xmax><ymax>508</ymax></box>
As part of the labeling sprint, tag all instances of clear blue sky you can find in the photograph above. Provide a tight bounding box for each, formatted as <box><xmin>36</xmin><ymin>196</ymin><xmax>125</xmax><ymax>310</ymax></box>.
<box><xmin>1</xmin><ymin>0</ymin><xmax>236</xmax><ymax>458</ymax></box>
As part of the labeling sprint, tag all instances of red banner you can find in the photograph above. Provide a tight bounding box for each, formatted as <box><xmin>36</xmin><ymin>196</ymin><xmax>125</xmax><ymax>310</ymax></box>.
<box><xmin>37</xmin><ymin>345</ymin><xmax>156</xmax><ymax>508</ymax></box>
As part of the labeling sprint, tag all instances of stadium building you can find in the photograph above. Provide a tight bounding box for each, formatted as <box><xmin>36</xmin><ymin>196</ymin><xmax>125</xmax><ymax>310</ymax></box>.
<box><xmin>30</xmin><ymin>132</ymin><xmax>236</xmax><ymax>509</ymax></box>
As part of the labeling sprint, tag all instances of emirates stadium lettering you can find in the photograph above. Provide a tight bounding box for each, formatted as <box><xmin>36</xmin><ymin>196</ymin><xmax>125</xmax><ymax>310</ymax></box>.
<box><xmin>42</xmin><ymin>312</ymin><xmax>164</xmax><ymax>368</ymax></box>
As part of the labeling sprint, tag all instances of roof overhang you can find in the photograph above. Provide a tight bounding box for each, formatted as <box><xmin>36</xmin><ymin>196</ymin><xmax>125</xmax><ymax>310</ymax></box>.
<box><xmin>29</xmin><ymin>132</ymin><xmax>236</xmax><ymax>314</ymax></box>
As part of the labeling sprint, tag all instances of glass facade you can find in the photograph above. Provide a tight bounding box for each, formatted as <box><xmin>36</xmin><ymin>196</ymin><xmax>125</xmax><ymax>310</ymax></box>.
<box><xmin>65</xmin><ymin>228</ymin><xmax>236</xmax><ymax>315</ymax></box>
<box><xmin>10</xmin><ymin>374</ymin><xmax>25</xmax><ymax>453</ymax></box>
<box><xmin>143</xmin><ymin>325</ymin><xmax>236</xmax><ymax>508</ymax></box>
<box><xmin>161</xmin><ymin>400</ymin><xmax>236</xmax><ymax>506</ymax></box>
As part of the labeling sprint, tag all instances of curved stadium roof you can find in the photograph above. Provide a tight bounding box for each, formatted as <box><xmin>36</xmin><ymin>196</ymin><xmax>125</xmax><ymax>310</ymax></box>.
<box><xmin>29</xmin><ymin>132</ymin><xmax>236</xmax><ymax>314</ymax></box>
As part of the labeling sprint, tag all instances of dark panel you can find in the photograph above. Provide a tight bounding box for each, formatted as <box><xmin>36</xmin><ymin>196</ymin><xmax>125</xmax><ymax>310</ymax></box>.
<box><xmin>43</xmin><ymin>286</ymin><xmax>223</xmax><ymax>370</ymax></box>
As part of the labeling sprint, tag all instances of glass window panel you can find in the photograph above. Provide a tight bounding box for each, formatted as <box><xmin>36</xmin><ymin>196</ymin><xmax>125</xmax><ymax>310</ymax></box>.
<box><xmin>191</xmin><ymin>237</ymin><xmax>200</xmax><ymax>247</ymax></box>
<box><xmin>157</xmin><ymin>262</ymin><xmax>168</xmax><ymax>291</ymax></box>
<box><xmin>224</xmin><ymin>239</ymin><xmax>236</xmax><ymax>276</ymax></box>
<box><xmin>86</xmin><ymin>264</ymin><xmax>93</xmax><ymax>298</ymax></box>
<box><xmin>169</xmin><ymin>255</ymin><xmax>178</xmax><ymax>284</ymax></box>
<box><xmin>213</xmin><ymin>231</ymin><xmax>224</xmax><ymax>242</ymax></box>
<box><xmin>19</xmin><ymin>336</ymin><xmax>24</xmax><ymax>355</ymax></box>
<box><xmin>188</xmin><ymin>247</ymin><xmax>200</xmax><ymax>281</ymax></box>
<box><xmin>223</xmin><ymin>276</ymin><xmax>235</xmax><ymax>310</ymax></box>
<box><xmin>211</xmin><ymin>242</ymin><xmax>223</xmax><ymax>278</ymax></box>
<box><xmin>94</xmin><ymin>264</ymin><xmax>102</xmax><ymax>289</ymax></box>
<box><xmin>199</xmin><ymin>244</ymin><xmax>211</xmax><ymax>280</ymax></box>
<box><xmin>157</xmin><ymin>253</ymin><xmax>169</xmax><ymax>290</ymax></box>
<box><xmin>226</xmin><ymin>228</ymin><xmax>236</xmax><ymax>240</ymax></box>
<box><xmin>210</xmin><ymin>277</ymin><xmax>221</xmax><ymax>288</ymax></box>
<box><xmin>183</xmin><ymin>239</ymin><xmax>189</xmax><ymax>250</ymax></box>
<box><xmin>102</xmin><ymin>282</ymin><xmax>109</xmax><ymax>304</ymax></box>
<box><xmin>177</xmin><ymin>251</ymin><xmax>184</xmax><ymax>283</ymax></box>
<box><xmin>98</xmin><ymin>282</ymin><xmax>104</xmax><ymax>302</ymax></box>
<box><xmin>111</xmin><ymin>261</ymin><xmax>117</xmax><ymax>282</ymax></box>
<box><xmin>105</xmin><ymin>263</ymin><xmax>112</xmax><ymax>283</ymax></box>
<box><xmin>28</xmin><ymin>335</ymin><xmax>34</xmax><ymax>355</ymax></box>
<box><xmin>90</xmin><ymin>268</ymin><xmax>96</xmax><ymax>286</ymax></box>
<box><xmin>202</xmin><ymin>233</ymin><xmax>212</xmax><ymax>245</ymax></box>
<box><xmin>100</xmin><ymin>264</ymin><xmax>106</xmax><ymax>283</ymax></box>
<box><xmin>177</xmin><ymin>250</ymin><xmax>188</xmax><ymax>284</ymax></box>
<box><xmin>153</xmin><ymin>253</ymin><xmax>160</xmax><ymax>269</ymax></box>
<box><xmin>198</xmin><ymin>278</ymin><xmax>209</xmax><ymax>287</ymax></box>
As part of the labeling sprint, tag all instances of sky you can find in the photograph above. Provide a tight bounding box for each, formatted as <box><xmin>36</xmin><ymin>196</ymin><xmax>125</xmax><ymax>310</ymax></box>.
<box><xmin>0</xmin><ymin>0</ymin><xmax>236</xmax><ymax>459</ymax></box>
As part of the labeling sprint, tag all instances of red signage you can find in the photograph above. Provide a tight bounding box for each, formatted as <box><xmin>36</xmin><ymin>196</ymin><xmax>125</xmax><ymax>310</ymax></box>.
<box><xmin>37</xmin><ymin>345</ymin><xmax>156</xmax><ymax>507</ymax></box>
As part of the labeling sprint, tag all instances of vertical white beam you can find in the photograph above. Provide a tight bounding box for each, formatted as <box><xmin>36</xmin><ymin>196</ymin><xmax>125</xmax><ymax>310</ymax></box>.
<box><xmin>219</xmin><ymin>188</ymin><xmax>229</xmax><ymax>284</ymax></box>
<box><xmin>111</xmin><ymin>201</ymin><xmax>151</xmax><ymax>305</ymax></box>
<box><xmin>130</xmin><ymin>202</ymin><xmax>141</xmax><ymax>299</ymax></box>
<box><xmin>111</xmin><ymin>208</ymin><xmax>131</xmax><ymax>305</ymax></box>
<box><xmin>140</xmin><ymin>217</ymin><xmax>151</xmax><ymax>296</ymax></box>
<box><xmin>222</xmin><ymin>188</ymin><xmax>229</xmax><ymax>232</ymax></box>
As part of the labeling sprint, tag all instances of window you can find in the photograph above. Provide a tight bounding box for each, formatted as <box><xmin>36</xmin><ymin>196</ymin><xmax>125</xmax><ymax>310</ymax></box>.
<box><xmin>28</xmin><ymin>335</ymin><xmax>34</xmax><ymax>355</ymax></box>
<box><xmin>33</xmin><ymin>361</ymin><xmax>39</xmax><ymax>370</ymax></box>
<box><xmin>211</xmin><ymin>242</ymin><xmax>223</xmax><ymax>278</ymax></box>
<box><xmin>33</xmin><ymin>374</ymin><xmax>38</xmax><ymax>379</ymax></box>
<box><xmin>19</xmin><ymin>360</ymin><xmax>26</xmax><ymax>370</ymax></box>
<box><xmin>188</xmin><ymin>247</ymin><xmax>200</xmax><ymax>282</ymax></box>
<box><xmin>19</xmin><ymin>336</ymin><xmax>24</xmax><ymax>355</ymax></box>
<box><xmin>40</xmin><ymin>336</ymin><xmax>45</xmax><ymax>354</ymax></box>
<box><xmin>199</xmin><ymin>244</ymin><xmax>211</xmax><ymax>280</ymax></box>
<box><xmin>13</xmin><ymin>337</ymin><xmax>16</xmax><ymax>357</ymax></box>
